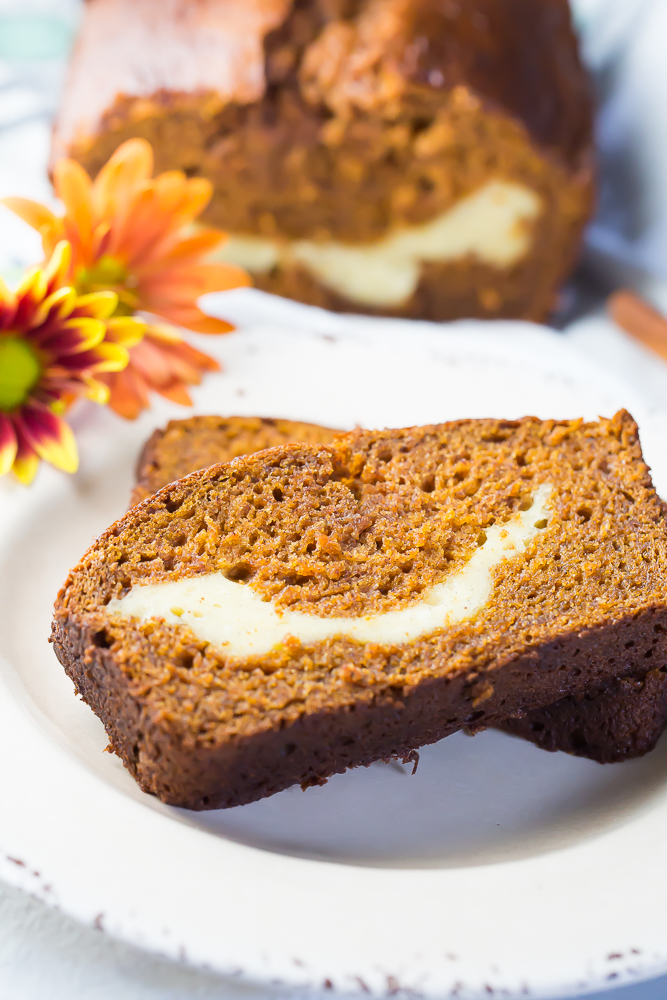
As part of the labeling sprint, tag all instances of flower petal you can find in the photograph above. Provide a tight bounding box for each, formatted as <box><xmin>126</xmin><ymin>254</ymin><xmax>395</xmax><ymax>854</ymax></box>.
<box><xmin>0</xmin><ymin>272</ymin><xmax>12</xmax><ymax>303</ymax></box>
<box><xmin>35</xmin><ymin>383</ymin><xmax>67</xmax><ymax>408</ymax></box>
<box><xmin>155</xmin><ymin>174</ymin><xmax>212</xmax><ymax>227</ymax></box>
<box><xmin>48</xmin><ymin>344</ymin><xmax>120</xmax><ymax>373</ymax></box>
<box><xmin>142</xmin><ymin>301</ymin><xmax>235</xmax><ymax>334</ymax></box>
<box><xmin>13</xmin><ymin>245</ymin><xmax>75</xmax><ymax>330</ymax></box>
<box><xmin>53</xmin><ymin>161</ymin><xmax>94</xmax><ymax>265</ymax></box>
<box><xmin>157</xmin><ymin>355</ymin><xmax>202</xmax><ymax>384</ymax></box>
<box><xmin>61</xmin><ymin>316</ymin><xmax>107</xmax><ymax>351</ymax></box>
<box><xmin>172</xmin><ymin>311</ymin><xmax>234</xmax><ymax>334</ymax></box>
<box><xmin>105</xmin><ymin>316</ymin><xmax>146</xmax><ymax>349</ymax></box>
<box><xmin>31</xmin><ymin>285</ymin><xmax>77</xmax><ymax>329</ymax></box>
<box><xmin>92</xmin><ymin>342</ymin><xmax>131</xmax><ymax>373</ymax></box>
<box><xmin>0</xmin><ymin>276</ymin><xmax>17</xmax><ymax>332</ymax></box>
<box><xmin>103</xmin><ymin>366</ymin><xmax>149</xmax><ymax>420</ymax></box>
<box><xmin>17</xmin><ymin>403</ymin><xmax>78</xmax><ymax>473</ymax></box>
<box><xmin>1</xmin><ymin>197</ymin><xmax>63</xmax><ymax>254</ymax></box>
<box><xmin>0</xmin><ymin>414</ymin><xmax>18</xmax><ymax>476</ymax></box>
<box><xmin>157</xmin><ymin>336</ymin><xmax>221</xmax><ymax>374</ymax></box>
<box><xmin>70</xmin><ymin>290</ymin><xmax>118</xmax><ymax>320</ymax></box>
<box><xmin>82</xmin><ymin>375</ymin><xmax>111</xmax><ymax>405</ymax></box>
<box><xmin>108</xmin><ymin>185</ymin><xmax>173</xmax><ymax>262</ymax></box>
<box><xmin>2</xmin><ymin>197</ymin><xmax>57</xmax><ymax>231</ymax></box>
<box><xmin>112</xmin><ymin>173</ymin><xmax>214</xmax><ymax>267</ymax></box>
<box><xmin>157</xmin><ymin>382</ymin><xmax>193</xmax><ymax>406</ymax></box>
<box><xmin>141</xmin><ymin>229</ymin><xmax>226</xmax><ymax>270</ymax></box>
<box><xmin>135</xmin><ymin>262</ymin><xmax>248</xmax><ymax>332</ymax></box>
<box><xmin>92</xmin><ymin>138</ymin><xmax>153</xmax><ymax>220</ymax></box>
<box><xmin>40</xmin><ymin>330</ymin><xmax>102</xmax><ymax>360</ymax></box>
<box><xmin>13</xmin><ymin>267</ymin><xmax>47</xmax><ymax>329</ymax></box>
<box><xmin>100</xmin><ymin>315</ymin><xmax>221</xmax><ymax>416</ymax></box>
<box><xmin>142</xmin><ymin>260</ymin><xmax>250</xmax><ymax>301</ymax></box>
<box><xmin>119</xmin><ymin>325</ymin><xmax>220</xmax><ymax>404</ymax></box>
<box><xmin>42</xmin><ymin>240</ymin><xmax>73</xmax><ymax>296</ymax></box>
<box><xmin>127</xmin><ymin>337</ymin><xmax>174</xmax><ymax>386</ymax></box>
<box><xmin>12</xmin><ymin>428</ymin><xmax>40</xmax><ymax>485</ymax></box>
<box><xmin>92</xmin><ymin>140</ymin><xmax>154</xmax><ymax>256</ymax></box>
<box><xmin>91</xmin><ymin>220</ymin><xmax>112</xmax><ymax>261</ymax></box>
<box><xmin>137</xmin><ymin>319</ymin><xmax>183</xmax><ymax>344</ymax></box>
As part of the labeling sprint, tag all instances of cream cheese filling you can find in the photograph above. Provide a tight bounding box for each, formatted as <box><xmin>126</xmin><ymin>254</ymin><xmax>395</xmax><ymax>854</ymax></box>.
<box><xmin>108</xmin><ymin>484</ymin><xmax>553</xmax><ymax>661</ymax></box>
<box><xmin>216</xmin><ymin>180</ymin><xmax>541</xmax><ymax>307</ymax></box>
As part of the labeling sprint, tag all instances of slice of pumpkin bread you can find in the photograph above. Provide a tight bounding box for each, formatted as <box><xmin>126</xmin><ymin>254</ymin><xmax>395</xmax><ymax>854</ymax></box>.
<box><xmin>132</xmin><ymin>415</ymin><xmax>340</xmax><ymax>506</ymax></box>
<box><xmin>133</xmin><ymin>413</ymin><xmax>667</xmax><ymax>765</ymax></box>
<box><xmin>52</xmin><ymin>411</ymin><xmax>667</xmax><ymax>809</ymax></box>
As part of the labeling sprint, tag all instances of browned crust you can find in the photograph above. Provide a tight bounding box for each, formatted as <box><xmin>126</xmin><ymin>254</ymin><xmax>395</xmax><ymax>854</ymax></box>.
<box><xmin>54</xmin><ymin>609</ymin><xmax>667</xmax><ymax>809</ymax></box>
<box><xmin>499</xmin><ymin>668</ymin><xmax>667</xmax><ymax>763</ymax></box>
<box><xmin>58</xmin><ymin>0</ymin><xmax>594</xmax><ymax>176</ymax></box>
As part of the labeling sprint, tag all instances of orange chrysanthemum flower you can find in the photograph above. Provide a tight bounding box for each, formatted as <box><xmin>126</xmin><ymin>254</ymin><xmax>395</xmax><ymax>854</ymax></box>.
<box><xmin>4</xmin><ymin>138</ymin><xmax>249</xmax><ymax>418</ymax></box>
<box><xmin>103</xmin><ymin>322</ymin><xmax>220</xmax><ymax>421</ymax></box>
<box><xmin>0</xmin><ymin>241</ymin><xmax>142</xmax><ymax>483</ymax></box>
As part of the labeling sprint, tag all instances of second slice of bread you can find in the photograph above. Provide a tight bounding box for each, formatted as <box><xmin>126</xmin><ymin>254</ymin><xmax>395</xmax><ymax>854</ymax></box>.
<box><xmin>132</xmin><ymin>415</ymin><xmax>340</xmax><ymax>506</ymax></box>
<box><xmin>497</xmin><ymin>670</ymin><xmax>667</xmax><ymax>761</ymax></box>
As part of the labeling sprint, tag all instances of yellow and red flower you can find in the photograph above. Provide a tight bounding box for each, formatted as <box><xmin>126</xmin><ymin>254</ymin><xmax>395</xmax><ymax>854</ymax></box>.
<box><xmin>3</xmin><ymin>138</ymin><xmax>249</xmax><ymax>418</ymax></box>
<box><xmin>0</xmin><ymin>241</ymin><xmax>142</xmax><ymax>483</ymax></box>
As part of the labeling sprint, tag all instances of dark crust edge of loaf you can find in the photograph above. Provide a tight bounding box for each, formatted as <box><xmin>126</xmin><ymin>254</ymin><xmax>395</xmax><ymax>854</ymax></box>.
<box><xmin>498</xmin><ymin>667</ymin><xmax>667</xmax><ymax>763</ymax></box>
<box><xmin>134</xmin><ymin>424</ymin><xmax>164</xmax><ymax>483</ymax></box>
<box><xmin>51</xmin><ymin>607</ymin><xmax>667</xmax><ymax>810</ymax></box>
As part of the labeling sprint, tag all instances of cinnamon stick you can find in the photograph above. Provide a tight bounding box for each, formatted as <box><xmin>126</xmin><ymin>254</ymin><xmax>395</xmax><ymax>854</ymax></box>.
<box><xmin>608</xmin><ymin>289</ymin><xmax>667</xmax><ymax>363</ymax></box>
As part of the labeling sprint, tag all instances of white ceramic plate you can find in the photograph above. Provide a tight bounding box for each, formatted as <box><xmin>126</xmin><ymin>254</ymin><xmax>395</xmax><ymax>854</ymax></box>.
<box><xmin>3</xmin><ymin>302</ymin><xmax>667</xmax><ymax>999</ymax></box>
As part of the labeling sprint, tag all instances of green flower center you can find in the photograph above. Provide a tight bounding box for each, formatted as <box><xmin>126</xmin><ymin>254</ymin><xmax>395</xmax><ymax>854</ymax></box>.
<box><xmin>0</xmin><ymin>336</ymin><xmax>42</xmax><ymax>411</ymax></box>
<box><xmin>75</xmin><ymin>255</ymin><xmax>136</xmax><ymax>316</ymax></box>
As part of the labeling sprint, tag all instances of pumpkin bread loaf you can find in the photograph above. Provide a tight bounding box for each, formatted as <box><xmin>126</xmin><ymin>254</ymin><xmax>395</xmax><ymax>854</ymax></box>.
<box><xmin>52</xmin><ymin>411</ymin><xmax>667</xmax><ymax>809</ymax></box>
<box><xmin>132</xmin><ymin>413</ymin><xmax>667</xmax><ymax>767</ymax></box>
<box><xmin>54</xmin><ymin>0</ymin><xmax>594</xmax><ymax>322</ymax></box>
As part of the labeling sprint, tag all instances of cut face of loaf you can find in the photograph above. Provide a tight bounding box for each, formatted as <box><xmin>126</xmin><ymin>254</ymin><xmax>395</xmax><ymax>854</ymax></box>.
<box><xmin>54</xmin><ymin>0</ymin><xmax>594</xmax><ymax>321</ymax></box>
<box><xmin>53</xmin><ymin>413</ymin><xmax>667</xmax><ymax>809</ymax></box>
<box><xmin>133</xmin><ymin>414</ymin><xmax>667</xmax><ymax>766</ymax></box>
